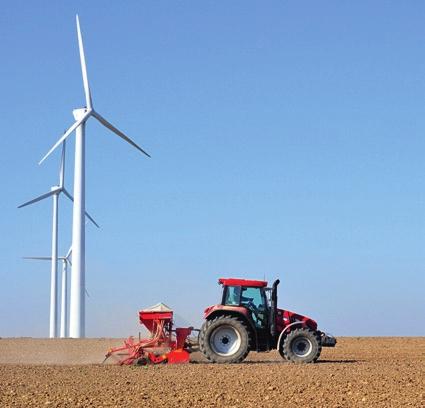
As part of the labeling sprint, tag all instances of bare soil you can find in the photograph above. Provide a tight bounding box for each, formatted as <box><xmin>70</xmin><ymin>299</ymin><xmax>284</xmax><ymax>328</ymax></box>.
<box><xmin>0</xmin><ymin>337</ymin><xmax>424</xmax><ymax>407</ymax></box>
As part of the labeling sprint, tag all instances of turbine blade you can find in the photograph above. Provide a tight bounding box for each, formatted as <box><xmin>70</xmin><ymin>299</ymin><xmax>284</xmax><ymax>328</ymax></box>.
<box><xmin>92</xmin><ymin>111</ymin><xmax>151</xmax><ymax>158</ymax></box>
<box><xmin>18</xmin><ymin>188</ymin><xmax>59</xmax><ymax>209</ymax></box>
<box><xmin>85</xmin><ymin>289</ymin><xmax>90</xmax><ymax>298</ymax></box>
<box><xmin>62</xmin><ymin>188</ymin><xmax>72</xmax><ymax>202</ymax></box>
<box><xmin>76</xmin><ymin>15</ymin><xmax>92</xmax><ymax>109</ymax></box>
<box><xmin>39</xmin><ymin>112</ymin><xmax>91</xmax><ymax>165</ymax></box>
<box><xmin>23</xmin><ymin>256</ymin><xmax>52</xmax><ymax>260</ymax></box>
<box><xmin>59</xmin><ymin>140</ymin><xmax>66</xmax><ymax>188</ymax></box>
<box><xmin>65</xmin><ymin>246</ymin><xmax>72</xmax><ymax>259</ymax></box>
<box><xmin>84</xmin><ymin>211</ymin><xmax>100</xmax><ymax>228</ymax></box>
<box><xmin>63</xmin><ymin>188</ymin><xmax>100</xmax><ymax>228</ymax></box>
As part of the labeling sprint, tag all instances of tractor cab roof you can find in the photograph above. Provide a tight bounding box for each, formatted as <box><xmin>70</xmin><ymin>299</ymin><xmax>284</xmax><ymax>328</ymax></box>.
<box><xmin>218</xmin><ymin>278</ymin><xmax>268</xmax><ymax>288</ymax></box>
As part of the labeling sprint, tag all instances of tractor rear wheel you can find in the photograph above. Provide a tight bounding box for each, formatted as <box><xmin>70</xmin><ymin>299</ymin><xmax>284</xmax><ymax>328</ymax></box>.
<box><xmin>280</xmin><ymin>327</ymin><xmax>321</xmax><ymax>363</ymax></box>
<box><xmin>199</xmin><ymin>315</ymin><xmax>250</xmax><ymax>363</ymax></box>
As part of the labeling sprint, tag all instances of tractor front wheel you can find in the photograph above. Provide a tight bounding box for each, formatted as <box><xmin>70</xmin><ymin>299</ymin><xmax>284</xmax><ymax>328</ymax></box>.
<box><xmin>199</xmin><ymin>315</ymin><xmax>250</xmax><ymax>363</ymax></box>
<box><xmin>280</xmin><ymin>327</ymin><xmax>321</xmax><ymax>363</ymax></box>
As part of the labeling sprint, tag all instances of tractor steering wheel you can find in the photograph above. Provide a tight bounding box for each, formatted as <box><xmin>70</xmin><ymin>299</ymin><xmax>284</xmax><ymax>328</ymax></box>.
<box><xmin>246</xmin><ymin>299</ymin><xmax>266</xmax><ymax>325</ymax></box>
<box><xmin>246</xmin><ymin>299</ymin><xmax>258</xmax><ymax>313</ymax></box>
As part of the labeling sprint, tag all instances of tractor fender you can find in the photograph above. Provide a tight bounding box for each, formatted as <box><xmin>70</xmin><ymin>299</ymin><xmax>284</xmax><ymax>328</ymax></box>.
<box><xmin>203</xmin><ymin>308</ymin><xmax>259</xmax><ymax>351</ymax></box>
<box><xmin>277</xmin><ymin>321</ymin><xmax>307</xmax><ymax>350</ymax></box>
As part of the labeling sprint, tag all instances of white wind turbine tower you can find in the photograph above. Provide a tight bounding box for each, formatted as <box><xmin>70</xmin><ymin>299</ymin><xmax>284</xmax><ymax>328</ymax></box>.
<box><xmin>19</xmin><ymin>142</ymin><xmax>98</xmax><ymax>338</ymax></box>
<box><xmin>24</xmin><ymin>247</ymin><xmax>72</xmax><ymax>338</ymax></box>
<box><xmin>39</xmin><ymin>15</ymin><xmax>150</xmax><ymax>338</ymax></box>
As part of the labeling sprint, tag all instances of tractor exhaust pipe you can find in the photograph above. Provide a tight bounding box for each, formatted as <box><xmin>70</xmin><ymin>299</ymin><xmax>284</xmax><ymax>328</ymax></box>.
<box><xmin>270</xmin><ymin>279</ymin><xmax>280</xmax><ymax>338</ymax></box>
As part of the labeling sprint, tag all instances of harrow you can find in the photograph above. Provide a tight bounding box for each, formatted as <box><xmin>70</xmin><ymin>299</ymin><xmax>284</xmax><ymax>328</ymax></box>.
<box><xmin>104</xmin><ymin>303</ymin><xmax>194</xmax><ymax>365</ymax></box>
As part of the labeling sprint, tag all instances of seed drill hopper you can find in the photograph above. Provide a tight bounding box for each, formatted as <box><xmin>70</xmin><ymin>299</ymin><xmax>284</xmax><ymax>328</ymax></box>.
<box><xmin>104</xmin><ymin>303</ymin><xmax>193</xmax><ymax>365</ymax></box>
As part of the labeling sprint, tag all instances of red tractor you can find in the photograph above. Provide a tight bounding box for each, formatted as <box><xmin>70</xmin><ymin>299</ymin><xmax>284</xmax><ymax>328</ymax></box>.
<box><xmin>199</xmin><ymin>278</ymin><xmax>336</xmax><ymax>363</ymax></box>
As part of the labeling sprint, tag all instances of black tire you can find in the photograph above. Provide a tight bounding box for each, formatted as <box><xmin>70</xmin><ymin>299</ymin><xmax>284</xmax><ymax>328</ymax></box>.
<box><xmin>199</xmin><ymin>315</ymin><xmax>250</xmax><ymax>363</ymax></box>
<box><xmin>280</xmin><ymin>327</ymin><xmax>321</xmax><ymax>364</ymax></box>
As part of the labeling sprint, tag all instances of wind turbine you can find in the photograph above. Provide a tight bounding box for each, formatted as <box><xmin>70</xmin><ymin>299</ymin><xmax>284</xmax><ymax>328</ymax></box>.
<box><xmin>23</xmin><ymin>246</ymin><xmax>72</xmax><ymax>338</ymax></box>
<box><xmin>39</xmin><ymin>15</ymin><xmax>150</xmax><ymax>338</ymax></box>
<box><xmin>19</xmin><ymin>141</ymin><xmax>98</xmax><ymax>338</ymax></box>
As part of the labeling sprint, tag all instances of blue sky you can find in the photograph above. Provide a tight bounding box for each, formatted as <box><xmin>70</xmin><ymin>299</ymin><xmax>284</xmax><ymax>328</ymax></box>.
<box><xmin>0</xmin><ymin>1</ymin><xmax>424</xmax><ymax>337</ymax></box>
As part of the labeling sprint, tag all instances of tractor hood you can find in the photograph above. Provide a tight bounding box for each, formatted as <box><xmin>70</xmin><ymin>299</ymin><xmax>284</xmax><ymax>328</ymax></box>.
<box><xmin>276</xmin><ymin>308</ymin><xmax>318</xmax><ymax>331</ymax></box>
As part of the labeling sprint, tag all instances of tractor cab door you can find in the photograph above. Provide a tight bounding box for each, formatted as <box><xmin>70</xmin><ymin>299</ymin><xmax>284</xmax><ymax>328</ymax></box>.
<box><xmin>240</xmin><ymin>287</ymin><xmax>268</xmax><ymax>329</ymax></box>
<box><xmin>241</xmin><ymin>286</ymin><xmax>271</xmax><ymax>351</ymax></box>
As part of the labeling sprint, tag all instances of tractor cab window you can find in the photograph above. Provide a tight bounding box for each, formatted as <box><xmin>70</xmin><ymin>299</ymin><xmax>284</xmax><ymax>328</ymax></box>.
<box><xmin>241</xmin><ymin>287</ymin><xmax>267</xmax><ymax>328</ymax></box>
<box><xmin>223</xmin><ymin>286</ymin><xmax>241</xmax><ymax>306</ymax></box>
<box><xmin>241</xmin><ymin>287</ymin><xmax>266</xmax><ymax>310</ymax></box>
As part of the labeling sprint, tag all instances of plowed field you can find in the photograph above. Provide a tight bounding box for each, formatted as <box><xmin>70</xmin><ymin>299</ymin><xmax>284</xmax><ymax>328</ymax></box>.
<box><xmin>0</xmin><ymin>337</ymin><xmax>424</xmax><ymax>407</ymax></box>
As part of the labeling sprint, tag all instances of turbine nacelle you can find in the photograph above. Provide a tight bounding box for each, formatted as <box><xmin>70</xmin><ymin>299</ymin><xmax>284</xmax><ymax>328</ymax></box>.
<box><xmin>73</xmin><ymin>108</ymin><xmax>90</xmax><ymax>121</ymax></box>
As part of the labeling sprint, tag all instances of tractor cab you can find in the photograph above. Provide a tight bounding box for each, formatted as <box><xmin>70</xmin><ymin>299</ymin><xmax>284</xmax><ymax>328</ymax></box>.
<box><xmin>220</xmin><ymin>278</ymin><xmax>270</xmax><ymax>328</ymax></box>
